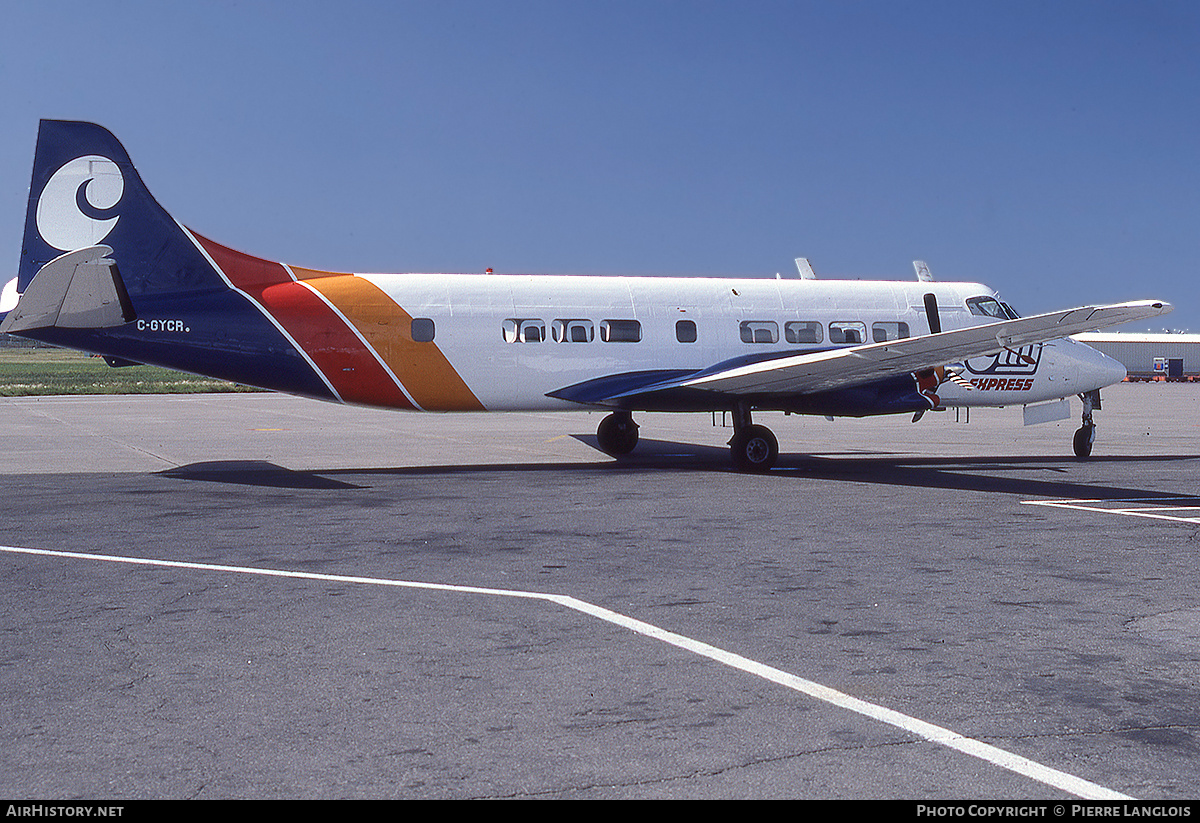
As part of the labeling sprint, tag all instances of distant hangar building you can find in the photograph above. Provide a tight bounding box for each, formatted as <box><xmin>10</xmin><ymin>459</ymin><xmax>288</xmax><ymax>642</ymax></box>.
<box><xmin>1074</xmin><ymin>332</ymin><xmax>1200</xmax><ymax>381</ymax></box>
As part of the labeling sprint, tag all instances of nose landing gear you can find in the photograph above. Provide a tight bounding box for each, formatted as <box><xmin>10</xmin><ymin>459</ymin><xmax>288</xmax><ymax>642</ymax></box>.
<box><xmin>1073</xmin><ymin>390</ymin><xmax>1100</xmax><ymax>459</ymax></box>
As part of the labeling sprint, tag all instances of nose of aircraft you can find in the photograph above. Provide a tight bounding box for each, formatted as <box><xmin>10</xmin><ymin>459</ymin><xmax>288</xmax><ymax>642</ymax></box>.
<box><xmin>1069</xmin><ymin>338</ymin><xmax>1127</xmax><ymax>391</ymax></box>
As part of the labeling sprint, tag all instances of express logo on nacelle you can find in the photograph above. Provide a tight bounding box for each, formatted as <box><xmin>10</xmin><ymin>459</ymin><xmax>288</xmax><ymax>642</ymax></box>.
<box><xmin>969</xmin><ymin>377</ymin><xmax>1034</xmax><ymax>391</ymax></box>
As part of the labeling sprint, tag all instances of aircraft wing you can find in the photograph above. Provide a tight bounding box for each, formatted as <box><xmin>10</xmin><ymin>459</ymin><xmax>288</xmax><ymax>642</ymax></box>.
<box><xmin>569</xmin><ymin>300</ymin><xmax>1171</xmax><ymax>406</ymax></box>
<box><xmin>678</xmin><ymin>300</ymin><xmax>1170</xmax><ymax>397</ymax></box>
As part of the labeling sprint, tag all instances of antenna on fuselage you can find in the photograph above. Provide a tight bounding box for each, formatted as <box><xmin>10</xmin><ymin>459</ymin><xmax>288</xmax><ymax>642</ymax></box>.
<box><xmin>795</xmin><ymin>258</ymin><xmax>817</xmax><ymax>280</ymax></box>
<box><xmin>913</xmin><ymin>260</ymin><xmax>933</xmax><ymax>282</ymax></box>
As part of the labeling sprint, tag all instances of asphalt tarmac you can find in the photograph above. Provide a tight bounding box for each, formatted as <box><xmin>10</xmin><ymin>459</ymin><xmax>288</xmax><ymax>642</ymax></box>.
<box><xmin>1</xmin><ymin>384</ymin><xmax>1199</xmax><ymax>799</ymax></box>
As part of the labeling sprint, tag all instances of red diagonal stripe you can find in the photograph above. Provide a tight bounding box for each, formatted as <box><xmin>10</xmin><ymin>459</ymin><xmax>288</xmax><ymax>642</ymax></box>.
<box><xmin>193</xmin><ymin>233</ymin><xmax>416</xmax><ymax>409</ymax></box>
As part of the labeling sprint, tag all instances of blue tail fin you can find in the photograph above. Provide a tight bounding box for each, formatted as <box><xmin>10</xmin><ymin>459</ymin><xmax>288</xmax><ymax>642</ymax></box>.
<box><xmin>16</xmin><ymin>120</ymin><xmax>227</xmax><ymax>298</ymax></box>
<box><xmin>4</xmin><ymin>120</ymin><xmax>335</xmax><ymax>400</ymax></box>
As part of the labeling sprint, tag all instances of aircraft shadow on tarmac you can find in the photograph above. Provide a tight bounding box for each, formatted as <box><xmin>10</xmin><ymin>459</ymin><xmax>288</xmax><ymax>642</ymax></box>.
<box><xmin>160</xmin><ymin>461</ymin><xmax>365</xmax><ymax>490</ymax></box>
<box><xmin>580</xmin><ymin>437</ymin><xmax>1200</xmax><ymax>502</ymax></box>
<box><xmin>158</xmin><ymin>437</ymin><xmax>1200</xmax><ymax>504</ymax></box>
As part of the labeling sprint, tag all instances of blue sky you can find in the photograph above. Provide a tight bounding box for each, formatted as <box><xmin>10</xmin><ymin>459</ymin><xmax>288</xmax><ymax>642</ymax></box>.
<box><xmin>2</xmin><ymin>1</ymin><xmax>1196</xmax><ymax>329</ymax></box>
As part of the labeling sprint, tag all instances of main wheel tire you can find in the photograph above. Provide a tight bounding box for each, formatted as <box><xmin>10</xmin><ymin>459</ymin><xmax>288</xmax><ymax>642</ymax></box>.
<box><xmin>731</xmin><ymin>424</ymin><xmax>778</xmax><ymax>472</ymax></box>
<box><xmin>597</xmin><ymin>413</ymin><xmax>639</xmax><ymax>455</ymax></box>
<box><xmin>1073</xmin><ymin>425</ymin><xmax>1094</xmax><ymax>459</ymax></box>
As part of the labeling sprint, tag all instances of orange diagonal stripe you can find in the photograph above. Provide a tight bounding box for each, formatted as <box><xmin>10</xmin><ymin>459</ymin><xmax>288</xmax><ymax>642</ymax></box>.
<box><xmin>295</xmin><ymin>269</ymin><xmax>485</xmax><ymax>411</ymax></box>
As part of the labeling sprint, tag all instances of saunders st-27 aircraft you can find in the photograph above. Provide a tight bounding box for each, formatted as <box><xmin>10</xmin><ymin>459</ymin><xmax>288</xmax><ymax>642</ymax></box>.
<box><xmin>0</xmin><ymin>121</ymin><xmax>1173</xmax><ymax>470</ymax></box>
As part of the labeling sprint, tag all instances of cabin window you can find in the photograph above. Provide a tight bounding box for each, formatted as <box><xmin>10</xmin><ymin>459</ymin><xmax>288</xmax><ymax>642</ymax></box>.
<box><xmin>784</xmin><ymin>321</ymin><xmax>823</xmax><ymax>344</ymax></box>
<box><xmin>871</xmin><ymin>321</ymin><xmax>910</xmax><ymax>343</ymax></box>
<box><xmin>410</xmin><ymin>318</ymin><xmax>435</xmax><ymax>343</ymax></box>
<box><xmin>828</xmin><ymin>321</ymin><xmax>866</xmax><ymax>345</ymax></box>
<box><xmin>966</xmin><ymin>297</ymin><xmax>1007</xmax><ymax>319</ymax></box>
<box><xmin>601</xmin><ymin>319</ymin><xmax>641</xmax><ymax>343</ymax></box>
<box><xmin>676</xmin><ymin>319</ymin><xmax>697</xmax><ymax>343</ymax></box>
<box><xmin>502</xmin><ymin>318</ymin><xmax>545</xmax><ymax>343</ymax></box>
<box><xmin>739</xmin><ymin>320</ymin><xmax>779</xmax><ymax>344</ymax></box>
<box><xmin>552</xmin><ymin>319</ymin><xmax>594</xmax><ymax>343</ymax></box>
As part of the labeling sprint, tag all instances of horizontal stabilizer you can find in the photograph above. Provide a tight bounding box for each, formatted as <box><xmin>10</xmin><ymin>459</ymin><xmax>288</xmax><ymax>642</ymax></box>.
<box><xmin>0</xmin><ymin>245</ymin><xmax>134</xmax><ymax>334</ymax></box>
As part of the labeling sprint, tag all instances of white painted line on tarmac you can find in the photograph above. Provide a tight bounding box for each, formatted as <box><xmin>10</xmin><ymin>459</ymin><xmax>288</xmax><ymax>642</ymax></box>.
<box><xmin>0</xmin><ymin>543</ymin><xmax>1131</xmax><ymax>800</ymax></box>
<box><xmin>1023</xmin><ymin>497</ymin><xmax>1200</xmax><ymax>525</ymax></box>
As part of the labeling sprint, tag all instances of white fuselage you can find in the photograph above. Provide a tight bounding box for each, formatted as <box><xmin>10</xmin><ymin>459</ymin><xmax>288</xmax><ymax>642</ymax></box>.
<box><xmin>352</xmin><ymin>272</ymin><xmax>1125</xmax><ymax>412</ymax></box>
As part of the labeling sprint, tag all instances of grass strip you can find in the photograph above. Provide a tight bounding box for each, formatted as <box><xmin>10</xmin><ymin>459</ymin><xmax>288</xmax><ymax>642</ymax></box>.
<box><xmin>0</xmin><ymin>347</ymin><xmax>263</xmax><ymax>396</ymax></box>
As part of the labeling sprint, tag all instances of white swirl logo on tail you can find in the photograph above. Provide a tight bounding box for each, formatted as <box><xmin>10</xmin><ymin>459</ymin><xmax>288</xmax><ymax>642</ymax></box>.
<box><xmin>0</xmin><ymin>277</ymin><xmax>17</xmax><ymax>313</ymax></box>
<box><xmin>35</xmin><ymin>155</ymin><xmax>125</xmax><ymax>252</ymax></box>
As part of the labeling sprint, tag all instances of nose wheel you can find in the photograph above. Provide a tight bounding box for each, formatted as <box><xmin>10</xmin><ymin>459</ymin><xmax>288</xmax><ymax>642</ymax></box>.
<box><xmin>1073</xmin><ymin>390</ymin><xmax>1099</xmax><ymax>459</ymax></box>
<box><xmin>1073</xmin><ymin>424</ymin><xmax>1095</xmax><ymax>459</ymax></box>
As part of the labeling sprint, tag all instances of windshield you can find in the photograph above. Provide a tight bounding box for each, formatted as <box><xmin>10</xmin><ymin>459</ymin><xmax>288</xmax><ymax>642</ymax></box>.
<box><xmin>964</xmin><ymin>295</ymin><xmax>1022</xmax><ymax>321</ymax></box>
<box><xmin>966</xmin><ymin>296</ymin><xmax>1020</xmax><ymax>320</ymax></box>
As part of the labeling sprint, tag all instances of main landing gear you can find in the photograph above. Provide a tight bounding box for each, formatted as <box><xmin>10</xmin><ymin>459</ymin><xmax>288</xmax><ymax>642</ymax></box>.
<box><xmin>596</xmin><ymin>406</ymin><xmax>780</xmax><ymax>472</ymax></box>
<box><xmin>1073</xmin><ymin>389</ymin><xmax>1099</xmax><ymax>459</ymax></box>
<box><xmin>596</xmin><ymin>411</ymin><xmax>639</xmax><ymax>456</ymax></box>
<box><xmin>728</xmin><ymin>403</ymin><xmax>779</xmax><ymax>473</ymax></box>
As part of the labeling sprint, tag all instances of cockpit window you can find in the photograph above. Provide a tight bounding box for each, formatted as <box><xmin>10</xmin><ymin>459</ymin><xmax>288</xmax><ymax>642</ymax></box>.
<box><xmin>1000</xmin><ymin>302</ymin><xmax>1020</xmax><ymax>319</ymax></box>
<box><xmin>966</xmin><ymin>296</ymin><xmax>1008</xmax><ymax>319</ymax></box>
